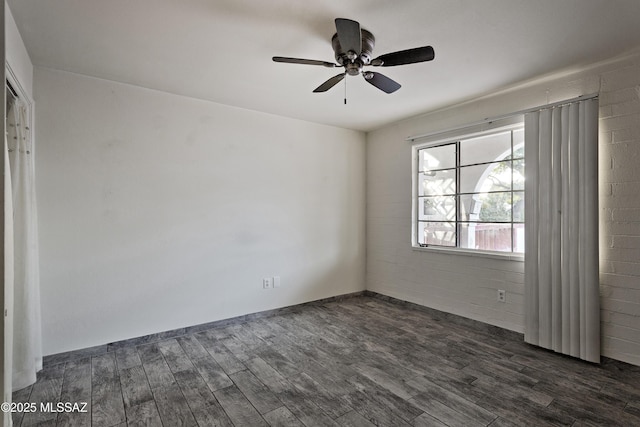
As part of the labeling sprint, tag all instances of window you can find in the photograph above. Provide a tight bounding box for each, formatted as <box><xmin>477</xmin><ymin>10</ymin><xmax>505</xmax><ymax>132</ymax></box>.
<box><xmin>413</xmin><ymin>124</ymin><xmax>524</xmax><ymax>253</ymax></box>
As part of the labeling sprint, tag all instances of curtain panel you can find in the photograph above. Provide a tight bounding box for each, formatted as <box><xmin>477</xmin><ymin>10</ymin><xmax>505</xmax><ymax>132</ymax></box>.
<box><xmin>7</xmin><ymin>100</ymin><xmax>42</xmax><ymax>389</ymax></box>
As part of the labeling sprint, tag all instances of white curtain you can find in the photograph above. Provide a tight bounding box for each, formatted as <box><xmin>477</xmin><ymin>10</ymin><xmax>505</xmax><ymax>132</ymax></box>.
<box><xmin>7</xmin><ymin>99</ymin><xmax>42</xmax><ymax>389</ymax></box>
<box><xmin>5</xmin><ymin>132</ymin><xmax>15</xmax><ymax>400</ymax></box>
<box><xmin>524</xmin><ymin>98</ymin><xmax>600</xmax><ymax>363</ymax></box>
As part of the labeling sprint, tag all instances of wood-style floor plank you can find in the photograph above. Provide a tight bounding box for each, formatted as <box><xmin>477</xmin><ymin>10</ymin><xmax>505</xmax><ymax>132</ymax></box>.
<box><xmin>192</xmin><ymin>356</ymin><xmax>234</xmax><ymax>392</ymax></box>
<box><xmin>195</xmin><ymin>330</ymin><xmax>247</xmax><ymax>374</ymax></box>
<box><xmin>288</xmin><ymin>372</ymin><xmax>352</xmax><ymax>419</ymax></box>
<box><xmin>276</xmin><ymin>386</ymin><xmax>340</xmax><ymax>427</ymax></box>
<box><xmin>125</xmin><ymin>400</ymin><xmax>162</xmax><ymax>427</ymax></box>
<box><xmin>214</xmin><ymin>385</ymin><xmax>269</xmax><ymax>426</ymax></box>
<box><xmin>91</xmin><ymin>353</ymin><xmax>126</xmax><ymax>427</ymax></box>
<box><xmin>119</xmin><ymin>365</ymin><xmax>153</xmax><ymax>409</ymax></box>
<box><xmin>263</xmin><ymin>406</ymin><xmax>304</xmax><ymax>426</ymax></box>
<box><xmin>347</xmin><ymin>374</ymin><xmax>423</xmax><ymax>424</ymax></box>
<box><xmin>20</xmin><ymin>377</ymin><xmax>63</xmax><ymax>426</ymax></box>
<box><xmin>191</xmin><ymin>403</ymin><xmax>235</xmax><ymax>427</ymax></box>
<box><xmin>334</xmin><ymin>410</ymin><xmax>377</xmax><ymax>427</ymax></box>
<box><xmin>229</xmin><ymin>369</ymin><xmax>282</xmax><ymax>414</ymax></box>
<box><xmin>56</xmin><ymin>358</ymin><xmax>92</xmax><ymax>427</ymax></box>
<box><xmin>173</xmin><ymin>368</ymin><xmax>218</xmax><ymax>412</ymax></box>
<box><xmin>176</xmin><ymin>335</ymin><xmax>211</xmax><ymax>361</ymax></box>
<box><xmin>245</xmin><ymin>356</ymin><xmax>292</xmax><ymax>395</ymax></box>
<box><xmin>12</xmin><ymin>295</ymin><xmax>640</xmax><ymax>427</ymax></box>
<box><xmin>11</xmin><ymin>385</ymin><xmax>32</xmax><ymax>427</ymax></box>
<box><xmin>153</xmin><ymin>383</ymin><xmax>197</xmax><ymax>427</ymax></box>
<box><xmin>157</xmin><ymin>338</ymin><xmax>195</xmax><ymax>373</ymax></box>
<box><xmin>344</xmin><ymin>389</ymin><xmax>412</xmax><ymax>427</ymax></box>
<box><xmin>115</xmin><ymin>346</ymin><xmax>142</xmax><ymax>371</ymax></box>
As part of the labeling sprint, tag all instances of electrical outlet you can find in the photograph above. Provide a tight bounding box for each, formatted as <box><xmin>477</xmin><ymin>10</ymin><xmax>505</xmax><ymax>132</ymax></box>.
<box><xmin>273</xmin><ymin>276</ymin><xmax>281</xmax><ymax>288</ymax></box>
<box><xmin>497</xmin><ymin>289</ymin><xmax>506</xmax><ymax>303</ymax></box>
<box><xmin>263</xmin><ymin>278</ymin><xmax>273</xmax><ymax>289</ymax></box>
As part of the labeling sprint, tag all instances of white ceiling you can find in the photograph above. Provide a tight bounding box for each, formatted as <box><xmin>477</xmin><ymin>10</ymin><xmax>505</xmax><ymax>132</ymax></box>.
<box><xmin>8</xmin><ymin>0</ymin><xmax>640</xmax><ymax>131</ymax></box>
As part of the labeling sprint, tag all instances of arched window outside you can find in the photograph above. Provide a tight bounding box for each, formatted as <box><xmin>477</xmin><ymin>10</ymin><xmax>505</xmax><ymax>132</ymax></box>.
<box><xmin>463</xmin><ymin>142</ymin><xmax>524</xmax><ymax>252</ymax></box>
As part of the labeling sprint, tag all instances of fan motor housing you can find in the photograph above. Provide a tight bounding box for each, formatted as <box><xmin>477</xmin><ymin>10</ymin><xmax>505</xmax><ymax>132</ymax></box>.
<box><xmin>332</xmin><ymin>28</ymin><xmax>375</xmax><ymax>70</ymax></box>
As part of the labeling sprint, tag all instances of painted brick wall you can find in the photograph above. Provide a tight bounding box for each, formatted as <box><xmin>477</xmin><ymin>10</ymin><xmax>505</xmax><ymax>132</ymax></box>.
<box><xmin>366</xmin><ymin>49</ymin><xmax>640</xmax><ymax>366</ymax></box>
<box><xmin>599</xmin><ymin>61</ymin><xmax>640</xmax><ymax>365</ymax></box>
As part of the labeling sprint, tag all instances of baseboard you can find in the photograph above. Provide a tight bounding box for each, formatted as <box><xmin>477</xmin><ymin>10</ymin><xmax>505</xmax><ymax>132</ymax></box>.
<box><xmin>362</xmin><ymin>290</ymin><xmax>524</xmax><ymax>341</ymax></box>
<box><xmin>43</xmin><ymin>289</ymin><xmax>640</xmax><ymax>373</ymax></box>
<box><xmin>364</xmin><ymin>290</ymin><xmax>640</xmax><ymax>371</ymax></box>
<box><xmin>43</xmin><ymin>291</ymin><xmax>367</xmax><ymax>367</ymax></box>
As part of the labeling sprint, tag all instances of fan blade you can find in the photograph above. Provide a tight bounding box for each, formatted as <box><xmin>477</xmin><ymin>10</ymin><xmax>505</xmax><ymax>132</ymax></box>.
<box><xmin>371</xmin><ymin>46</ymin><xmax>435</xmax><ymax>67</ymax></box>
<box><xmin>335</xmin><ymin>18</ymin><xmax>362</xmax><ymax>55</ymax></box>
<box><xmin>273</xmin><ymin>56</ymin><xmax>337</xmax><ymax>68</ymax></box>
<box><xmin>364</xmin><ymin>72</ymin><xmax>401</xmax><ymax>94</ymax></box>
<box><xmin>313</xmin><ymin>73</ymin><xmax>346</xmax><ymax>93</ymax></box>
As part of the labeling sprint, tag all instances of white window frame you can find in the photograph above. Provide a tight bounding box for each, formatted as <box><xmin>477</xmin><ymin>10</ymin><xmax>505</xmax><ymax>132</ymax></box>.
<box><xmin>410</xmin><ymin>117</ymin><xmax>525</xmax><ymax>261</ymax></box>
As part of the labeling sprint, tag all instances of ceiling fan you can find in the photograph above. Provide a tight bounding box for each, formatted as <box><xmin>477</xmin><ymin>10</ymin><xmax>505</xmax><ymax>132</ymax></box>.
<box><xmin>273</xmin><ymin>18</ymin><xmax>435</xmax><ymax>95</ymax></box>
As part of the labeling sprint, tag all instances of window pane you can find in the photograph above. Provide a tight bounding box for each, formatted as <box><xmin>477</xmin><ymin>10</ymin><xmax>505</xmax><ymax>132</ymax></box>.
<box><xmin>513</xmin><ymin>158</ymin><xmax>524</xmax><ymax>190</ymax></box>
<box><xmin>459</xmin><ymin>193</ymin><xmax>482</xmax><ymax>221</ymax></box>
<box><xmin>460</xmin><ymin>131</ymin><xmax>511</xmax><ymax>166</ymax></box>
<box><xmin>460</xmin><ymin>161</ymin><xmax>513</xmax><ymax>194</ymax></box>
<box><xmin>513</xmin><ymin>191</ymin><xmax>524</xmax><ymax>222</ymax></box>
<box><xmin>418</xmin><ymin>196</ymin><xmax>456</xmax><ymax>221</ymax></box>
<box><xmin>513</xmin><ymin>223</ymin><xmax>525</xmax><ymax>253</ymax></box>
<box><xmin>459</xmin><ymin>223</ymin><xmax>512</xmax><ymax>252</ymax></box>
<box><xmin>513</xmin><ymin>128</ymin><xmax>524</xmax><ymax>158</ymax></box>
<box><xmin>418</xmin><ymin>144</ymin><xmax>456</xmax><ymax>172</ymax></box>
<box><xmin>418</xmin><ymin>221</ymin><xmax>456</xmax><ymax>247</ymax></box>
<box><xmin>460</xmin><ymin>192</ymin><xmax>513</xmax><ymax>222</ymax></box>
<box><xmin>418</xmin><ymin>169</ymin><xmax>456</xmax><ymax>196</ymax></box>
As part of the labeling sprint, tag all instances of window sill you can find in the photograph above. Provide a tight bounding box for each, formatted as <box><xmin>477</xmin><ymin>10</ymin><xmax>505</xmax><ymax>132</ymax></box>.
<box><xmin>411</xmin><ymin>245</ymin><xmax>524</xmax><ymax>262</ymax></box>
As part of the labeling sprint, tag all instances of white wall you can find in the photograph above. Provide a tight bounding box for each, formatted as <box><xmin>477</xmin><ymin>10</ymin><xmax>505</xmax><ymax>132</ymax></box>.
<box><xmin>34</xmin><ymin>67</ymin><xmax>366</xmax><ymax>355</ymax></box>
<box><xmin>366</xmin><ymin>49</ymin><xmax>640</xmax><ymax>366</ymax></box>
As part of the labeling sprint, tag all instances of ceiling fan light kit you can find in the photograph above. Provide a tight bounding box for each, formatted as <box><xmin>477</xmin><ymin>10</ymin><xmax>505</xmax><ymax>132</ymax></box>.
<box><xmin>273</xmin><ymin>18</ymin><xmax>435</xmax><ymax>98</ymax></box>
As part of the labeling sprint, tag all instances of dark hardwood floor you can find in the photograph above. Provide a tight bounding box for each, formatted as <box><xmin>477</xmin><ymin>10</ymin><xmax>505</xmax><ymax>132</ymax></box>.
<box><xmin>12</xmin><ymin>295</ymin><xmax>640</xmax><ymax>426</ymax></box>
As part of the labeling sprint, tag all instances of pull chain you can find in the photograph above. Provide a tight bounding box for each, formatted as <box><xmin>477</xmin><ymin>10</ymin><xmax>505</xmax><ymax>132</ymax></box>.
<box><xmin>344</xmin><ymin>75</ymin><xmax>347</xmax><ymax>105</ymax></box>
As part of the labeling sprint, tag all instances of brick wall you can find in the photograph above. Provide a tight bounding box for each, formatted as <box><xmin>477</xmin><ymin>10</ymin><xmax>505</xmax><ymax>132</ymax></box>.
<box><xmin>599</xmin><ymin>61</ymin><xmax>640</xmax><ymax>365</ymax></box>
<box><xmin>366</xmin><ymin>49</ymin><xmax>640</xmax><ymax>366</ymax></box>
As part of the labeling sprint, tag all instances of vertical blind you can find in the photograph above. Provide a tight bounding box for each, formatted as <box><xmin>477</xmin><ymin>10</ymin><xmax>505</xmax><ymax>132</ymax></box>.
<box><xmin>524</xmin><ymin>98</ymin><xmax>600</xmax><ymax>363</ymax></box>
